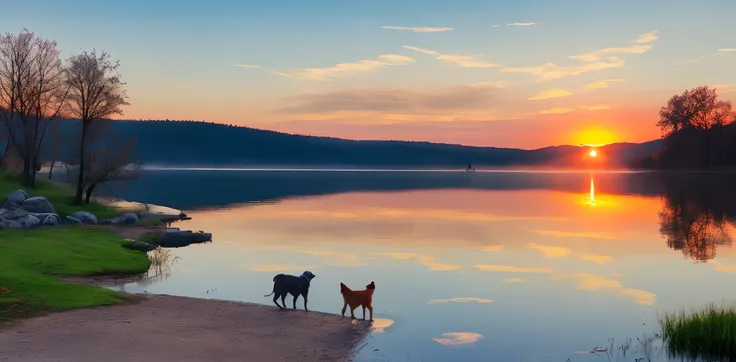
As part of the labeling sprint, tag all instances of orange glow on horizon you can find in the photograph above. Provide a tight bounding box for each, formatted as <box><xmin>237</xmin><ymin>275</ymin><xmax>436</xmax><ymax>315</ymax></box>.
<box><xmin>572</xmin><ymin>126</ymin><xmax>619</xmax><ymax>147</ymax></box>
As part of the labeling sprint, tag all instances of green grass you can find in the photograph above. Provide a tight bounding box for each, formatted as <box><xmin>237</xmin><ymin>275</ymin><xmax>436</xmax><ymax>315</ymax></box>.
<box><xmin>0</xmin><ymin>171</ymin><xmax>121</xmax><ymax>219</ymax></box>
<box><xmin>659</xmin><ymin>303</ymin><xmax>736</xmax><ymax>360</ymax></box>
<box><xmin>0</xmin><ymin>227</ymin><xmax>150</xmax><ymax>322</ymax></box>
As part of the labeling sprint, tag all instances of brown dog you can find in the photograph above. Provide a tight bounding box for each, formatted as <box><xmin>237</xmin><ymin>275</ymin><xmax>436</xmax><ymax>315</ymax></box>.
<box><xmin>340</xmin><ymin>281</ymin><xmax>375</xmax><ymax>320</ymax></box>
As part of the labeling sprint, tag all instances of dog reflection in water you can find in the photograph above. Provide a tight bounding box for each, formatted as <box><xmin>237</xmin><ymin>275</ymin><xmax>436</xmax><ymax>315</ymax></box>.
<box><xmin>340</xmin><ymin>281</ymin><xmax>375</xmax><ymax>321</ymax></box>
<box><xmin>264</xmin><ymin>271</ymin><xmax>316</xmax><ymax>310</ymax></box>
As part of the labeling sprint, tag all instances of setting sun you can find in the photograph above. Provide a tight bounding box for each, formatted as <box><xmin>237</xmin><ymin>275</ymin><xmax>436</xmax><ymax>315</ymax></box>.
<box><xmin>589</xmin><ymin>150</ymin><xmax>598</xmax><ymax>157</ymax></box>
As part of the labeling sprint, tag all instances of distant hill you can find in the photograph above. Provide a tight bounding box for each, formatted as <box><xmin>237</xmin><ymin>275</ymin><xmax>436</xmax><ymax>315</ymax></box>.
<box><xmin>38</xmin><ymin>120</ymin><xmax>662</xmax><ymax>169</ymax></box>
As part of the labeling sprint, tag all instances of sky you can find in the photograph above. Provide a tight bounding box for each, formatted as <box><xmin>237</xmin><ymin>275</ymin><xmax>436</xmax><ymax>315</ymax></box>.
<box><xmin>5</xmin><ymin>0</ymin><xmax>736</xmax><ymax>149</ymax></box>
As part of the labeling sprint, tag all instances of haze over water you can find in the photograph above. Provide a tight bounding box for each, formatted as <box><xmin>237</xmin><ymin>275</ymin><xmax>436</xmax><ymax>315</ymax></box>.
<box><xmin>113</xmin><ymin>170</ymin><xmax>736</xmax><ymax>361</ymax></box>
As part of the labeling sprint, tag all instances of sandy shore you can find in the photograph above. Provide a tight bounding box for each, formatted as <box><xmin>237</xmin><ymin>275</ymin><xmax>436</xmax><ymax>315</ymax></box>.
<box><xmin>0</xmin><ymin>294</ymin><xmax>370</xmax><ymax>362</ymax></box>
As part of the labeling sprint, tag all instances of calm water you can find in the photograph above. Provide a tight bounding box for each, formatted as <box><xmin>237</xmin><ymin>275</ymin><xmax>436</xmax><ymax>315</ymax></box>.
<box><xmin>111</xmin><ymin>170</ymin><xmax>736</xmax><ymax>362</ymax></box>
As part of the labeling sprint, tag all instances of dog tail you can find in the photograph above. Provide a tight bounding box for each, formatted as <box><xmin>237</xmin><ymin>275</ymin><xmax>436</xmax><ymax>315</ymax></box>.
<box><xmin>265</xmin><ymin>274</ymin><xmax>284</xmax><ymax>297</ymax></box>
<box><xmin>340</xmin><ymin>282</ymin><xmax>352</xmax><ymax>294</ymax></box>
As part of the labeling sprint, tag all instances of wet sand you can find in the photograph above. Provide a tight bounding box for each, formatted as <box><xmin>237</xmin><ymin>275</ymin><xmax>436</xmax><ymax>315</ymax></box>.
<box><xmin>0</xmin><ymin>294</ymin><xmax>370</xmax><ymax>362</ymax></box>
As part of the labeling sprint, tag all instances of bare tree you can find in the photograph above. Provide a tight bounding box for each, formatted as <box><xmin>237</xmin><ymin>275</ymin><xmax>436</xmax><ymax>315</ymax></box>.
<box><xmin>65</xmin><ymin>50</ymin><xmax>129</xmax><ymax>204</ymax></box>
<box><xmin>0</xmin><ymin>29</ymin><xmax>67</xmax><ymax>186</ymax></box>
<box><xmin>81</xmin><ymin>134</ymin><xmax>142</xmax><ymax>203</ymax></box>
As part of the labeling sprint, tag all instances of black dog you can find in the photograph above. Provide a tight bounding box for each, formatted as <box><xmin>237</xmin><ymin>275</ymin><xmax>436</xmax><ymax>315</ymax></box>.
<box><xmin>264</xmin><ymin>271</ymin><xmax>316</xmax><ymax>310</ymax></box>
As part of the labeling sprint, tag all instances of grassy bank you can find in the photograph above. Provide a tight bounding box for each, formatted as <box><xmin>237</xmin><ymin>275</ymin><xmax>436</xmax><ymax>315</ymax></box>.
<box><xmin>0</xmin><ymin>172</ymin><xmax>119</xmax><ymax>219</ymax></box>
<box><xmin>0</xmin><ymin>172</ymin><xmax>151</xmax><ymax>322</ymax></box>
<box><xmin>659</xmin><ymin>303</ymin><xmax>736</xmax><ymax>359</ymax></box>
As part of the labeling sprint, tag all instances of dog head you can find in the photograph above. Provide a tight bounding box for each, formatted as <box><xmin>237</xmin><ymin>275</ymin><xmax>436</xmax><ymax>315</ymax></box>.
<box><xmin>301</xmin><ymin>270</ymin><xmax>316</xmax><ymax>281</ymax></box>
<box><xmin>366</xmin><ymin>281</ymin><xmax>375</xmax><ymax>290</ymax></box>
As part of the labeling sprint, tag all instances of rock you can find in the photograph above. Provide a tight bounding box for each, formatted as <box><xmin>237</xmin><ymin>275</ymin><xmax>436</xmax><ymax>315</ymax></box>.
<box><xmin>69</xmin><ymin>211</ymin><xmax>97</xmax><ymax>225</ymax></box>
<box><xmin>15</xmin><ymin>214</ymin><xmax>40</xmax><ymax>229</ymax></box>
<box><xmin>4</xmin><ymin>189</ymin><xmax>28</xmax><ymax>204</ymax></box>
<box><xmin>0</xmin><ymin>201</ymin><xmax>30</xmax><ymax>220</ymax></box>
<box><xmin>21</xmin><ymin>196</ymin><xmax>56</xmax><ymax>214</ymax></box>
<box><xmin>98</xmin><ymin>218</ymin><xmax>115</xmax><ymax>225</ymax></box>
<box><xmin>122</xmin><ymin>241</ymin><xmax>157</xmax><ymax>252</ymax></box>
<box><xmin>0</xmin><ymin>219</ymin><xmax>23</xmax><ymax>230</ymax></box>
<box><xmin>158</xmin><ymin>229</ymin><xmax>212</xmax><ymax>248</ymax></box>
<box><xmin>65</xmin><ymin>216</ymin><xmax>83</xmax><ymax>225</ymax></box>
<box><xmin>119</xmin><ymin>213</ymin><xmax>140</xmax><ymax>225</ymax></box>
<box><xmin>35</xmin><ymin>213</ymin><xmax>61</xmax><ymax>226</ymax></box>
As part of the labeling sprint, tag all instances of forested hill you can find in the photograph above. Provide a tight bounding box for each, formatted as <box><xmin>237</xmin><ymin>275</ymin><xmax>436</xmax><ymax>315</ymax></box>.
<box><xmin>47</xmin><ymin>120</ymin><xmax>663</xmax><ymax>168</ymax></box>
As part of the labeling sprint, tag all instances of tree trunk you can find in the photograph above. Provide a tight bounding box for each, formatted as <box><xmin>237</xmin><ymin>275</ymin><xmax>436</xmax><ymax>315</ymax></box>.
<box><xmin>48</xmin><ymin>161</ymin><xmax>55</xmax><ymax>179</ymax></box>
<box><xmin>85</xmin><ymin>183</ymin><xmax>96</xmax><ymax>204</ymax></box>
<box><xmin>74</xmin><ymin>123</ymin><xmax>87</xmax><ymax>204</ymax></box>
<box><xmin>21</xmin><ymin>157</ymin><xmax>34</xmax><ymax>187</ymax></box>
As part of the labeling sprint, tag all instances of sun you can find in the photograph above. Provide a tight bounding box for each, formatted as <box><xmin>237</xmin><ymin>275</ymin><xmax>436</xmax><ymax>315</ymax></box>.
<box><xmin>589</xmin><ymin>149</ymin><xmax>598</xmax><ymax>157</ymax></box>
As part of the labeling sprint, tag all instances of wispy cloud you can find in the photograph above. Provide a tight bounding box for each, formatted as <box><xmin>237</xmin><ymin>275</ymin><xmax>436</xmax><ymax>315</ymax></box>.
<box><xmin>403</xmin><ymin>46</ymin><xmax>500</xmax><ymax>68</ymax></box>
<box><xmin>381</xmin><ymin>252</ymin><xmax>463</xmax><ymax>271</ymax></box>
<box><xmin>718</xmin><ymin>48</ymin><xmax>736</xmax><ymax>52</ymax></box>
<box><xmin>473</xmin><ymin>264</ymin><xmax>554</xmax><ymax>273</ymax></box>
<box><xmin>507</xmin><ymin>22</ymin><xmax>537</xmax><ymax>26</ymax></box>
<box><xmin>503</xmin><ymin>31</ymin><xmax>656</xmax><ymax>81</ymax></box>
<box><xmin>528</xmin><ymin>89</ymin><xmax>572</xmax><ymax>100</ymax></box>
<box><xmin>492</xmin><ymin>24</ymin><xmax>501</xmax><ymax>28</ymax></box>
<box><xmin>503</xmin><ymin>277</ymin><xmax>529</xmax><ymax>283</ymax></box>
<box><xmin>382</xmin><ymin>26</ymin><xmax>453</xmax><ymax>32</ymax></box>
<box><xmin>534</xmin><ymin>230</ymin><xmax>616</xmax><ymax>239</ymax></box>
<box><xmin>231</xmin><ymin>64</ymin><xmax>262</xmax><ymax>68</ymax></box>
<box><xmin>526</xmin><ymin>243</ymin><xmax>571</xmax><ymax>258</ymax></box>
<box><xmin>474</xmin><ymin>245</ymin><xmax>505</xmax><ymax>252</ymax></box>
<box><xmin>580</xmin><ymin>254</ymin><xmax>613</xmax><ymax>265</ymax></box>
<box><xmin>538</xmin><ymin>107</ymin><xmax>576</xmax><ymax>115</ymax></box>
<box><xmin>583</xmin><ymin>79</ymin><xmax>624</xmax><ymax>90</ymax></box>
<box><xmin>551</xmin><ymin>273</ymin><xmax>656</xmax><ymax>305</ymax></box>
<box><xmin>245</xmin><ymin>264</ymin><xmax>317</xmax><ymax>272</ymax></box>
<box><xmin>536</xmin><ymin>105</ymin><xmax>610</xmax><ymax>115</ymax></box>
<box><xmin>432</xmin><ymin>332</ymin><xmax>484</xmax><ymax>346</ymax></box>
<box><xmin>674</xmin><ymin>48</ymin><xmax>736</xmax><ymax>66</ymax></box>
<box><xmin>577</xmin><ymin>105</ymin><xmax>610</xmax><ymax>111</ymax></box>
<box><xmin>429</xmin><ymin>297</ymin><xmax>493</xmax><ymax>304</ymax></box>
<box><xmin>274</xmin><ymin>54</ymin><xmax>414</xmax><ymax>81</ymax></box>
<box><xmin>709</xmin><ymin>260</ymin><xmax>736</xmax><ymax>272</ymax></box>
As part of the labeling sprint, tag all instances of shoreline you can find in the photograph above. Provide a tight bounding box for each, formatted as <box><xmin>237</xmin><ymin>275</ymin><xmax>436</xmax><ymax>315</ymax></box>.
<box><xmin>0</xmin><ymin>293</ymin><xmax>371</xmax><ymax>362</ymax></box>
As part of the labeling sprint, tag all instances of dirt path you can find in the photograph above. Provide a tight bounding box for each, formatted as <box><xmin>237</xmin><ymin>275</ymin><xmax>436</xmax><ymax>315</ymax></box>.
<box><xmin>0</xmin><ymin>294</ymin><xmax>370</xmax><ymax>362</ymax></box>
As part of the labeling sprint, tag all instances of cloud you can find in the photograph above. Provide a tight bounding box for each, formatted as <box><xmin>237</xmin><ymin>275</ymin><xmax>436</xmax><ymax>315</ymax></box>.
<box><xmin>507</xmin><ymin>22</ymin><xmax>537</xmax><ymax>26</ymax></box>
<box><xmin>381</xmin><ymin>252</ymin><xmax>463</xmax><ymax>271</ymax></box>
<box><xmin>432</xmin><ymin>332</ymin><xmax>484</xmax><ymax>345</ymax></box>
<box><xmin>382</xmin><ymin>26</ymin><xmax>453</xmax><ymax>32</ymax></box>
<box><xmin>231</xmin><ymin>64</ymin><xmax>261</xmax><ymax>68</ymax></box>
<box><xmin>583</xmin><ymin>79</ymin><xmax>624</xmax><ymax>90</ymax></box>
<box><xmin>492</xmin><ymin>24</ymin><xmax>501</xmax><ymax>28</ymax></box>
<box><xmin>579</xmin><ymin>254</ymin><xmax>613</xmax><ymax>264</ymax></box>
<box><xmin>429</xmin><ymin>297</ymin><xmax>493</xmax><ymax>304</ymax></box>
<box><xmin>538</xmin><ymin>107</ymin><xmax>576</xmax><ymax>115</ymax></box>
<box><xmin>577</xmin><ymin>105</ymin><xmax>611</xmax><ymax>111</ymax></box>
<box><xmin>551</xmin><ymin>273</ymin><xmax>656</xmax><ymax>305</ymax></box>
<box><xmin>474</xmin><ymin>245</ymin><xmax>505</xmax><ymax>252</ymax></box>
<box><xmin>277</xmin><ymin>83</ymin><xmax>505</xmax><ymax>114</ymax></box>
<box><xmin>473</xmin><ymin>264</ymin><xmax>554</xmax><ymax>273</ymax></box>
<box><xmin>526</xmin><ymin>243</ymin><xmax>571</xmax><ymax>258</ymax></box>
<box><xmin>503</xmin><ymin>31</ymin><xmax>656</xmax><ymax>81</ymax></box>
<box><xmin>502</xmin><ymin>57</ymin><xmax>625</xmax><ymax>81</ymax></box>
<box><xmin>634</xmin><ymin>30</ymin><xmax>659</xmax><ymax>44</ymax></box>
<box><xmin>274</xmin><ymin>54</ymin><xmax>414</xmax><ymax>81</ymax></box>
<box><xmin>673</xmin><ymin>48</ymin><xmax>735</xmax><ymax>66</ymax></box>
<box><xmin>503</xmin><ymin>278</ymin><xmax>529</xmax><ymax>283</ymax></box>
<box><xmin>534</xmin><ymin>230</ymin><xmax>616</xmax><ymax>239</ymax></box>
<box><xmin>372</xmin><ymin>318</ymin><xmax>394</xmax><ymax>333</ymax></box>
<box><xmin>528</xmin><ymin>89</ymin><xmax>572</xmax><ymax>100</ymax></box>
<box><xmin>403</xmin><ymin>46</ymin><xmax>500</xmax><ymax>68</ymax></box>
<box><xmin>246</xmin><ymin>264</ymin><xmax>315</xmax><ymax>272</ymax></box>
<box><xmin>718</xmin><ymin>48</ymin><xmax>736</xmax><ymax>52</ymax></box>
<box><xmin>709</xmin><ymin>260</ymin><xmax>736</xmax><ymax>272</ymax></box>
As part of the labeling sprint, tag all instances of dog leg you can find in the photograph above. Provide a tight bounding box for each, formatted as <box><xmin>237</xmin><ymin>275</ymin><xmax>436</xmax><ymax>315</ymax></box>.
<box><xmin>273</xmin><ymin>294</ymin><xmax>283</xmax><ymax>309</ymax></box>
<box><xmin>303</xmin><ymin>294</ymin><xmax>309</xmax><ymax>311</ymax></box>
<box><xmin>280</xmin><ymin>294</ymin><xmax>287</xmax><ymax>310</ymax></box>
<box><xmin>341</xmin><ymin>301</ymin><xmax>347</xmax><ymax>316</ymax></box>
<box><xmin>350</xmin><ymin>307</ymin><xmax>356</xmax><ymax>319</ymax></box>
<box><xmin>292</xmin><ymin>294</ymin><xmax>298</xmax><ymax>309</ymax></box>
<box><xmin>362</xmin><ymin>306</ymin><xmax>366</xmax><ymax>320</ymax></box>
<box><xmin>368</xmin><ymin>305</ymin><xmax>373</xmax><ymax>321</ymax></box>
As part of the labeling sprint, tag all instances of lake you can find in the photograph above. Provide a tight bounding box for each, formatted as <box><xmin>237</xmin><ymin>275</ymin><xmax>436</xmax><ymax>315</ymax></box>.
<box><xmin>110</xmin><ymin>169</ymin><xmax>736</xmax><ymax>362</ymax></box>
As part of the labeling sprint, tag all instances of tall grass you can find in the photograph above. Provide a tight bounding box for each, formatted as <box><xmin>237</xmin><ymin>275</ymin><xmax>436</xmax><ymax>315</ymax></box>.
<box><xmin>659</xmin><ymin>303</ymin><xmax>736</xmax><ymax>360</ymax></box>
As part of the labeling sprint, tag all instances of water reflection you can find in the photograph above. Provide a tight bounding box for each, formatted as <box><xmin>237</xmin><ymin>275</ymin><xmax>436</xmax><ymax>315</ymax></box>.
<box><xmin>114</xmin><ymin>170</ymin><xmax>736</xmax><ymax>361</ymax></box>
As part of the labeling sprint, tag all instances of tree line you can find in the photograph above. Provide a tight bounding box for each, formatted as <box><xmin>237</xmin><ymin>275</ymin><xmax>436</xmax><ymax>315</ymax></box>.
<box><xmin>636</xmin><ymin>85</ymin><xmax>736</xmax><ymax>169</ymax></box>
<box><xmin>0</xmin><ymin>29</ymin><xmax>139</xmax><ymax>204</ymax></box>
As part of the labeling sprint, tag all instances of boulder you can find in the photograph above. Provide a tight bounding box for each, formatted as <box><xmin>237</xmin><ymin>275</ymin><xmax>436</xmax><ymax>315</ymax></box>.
<box><xmin>122</xmin><ymin>240</ymin><xmax>157</xmax><ymax>252</ymax></box>
<box><xmin>158</xmin><ymin>229</ymin><xmax>212</xmax><ymax>248</ymax></box>
<box><xmin>0</xmin><ymin>201</ymin><xmax>30</xmax><ymax>220</ymax></box>
<box><xmin>15</xmin><ymin>214</ymin><xmax>40</xmax><ymax>229</ymax></box>
<box><xmin>0</xmin><ymin>219</ymin><xmax>23</xmax><ymax>230</ymax></box>
<box><xmin>65</xmin><ymin>216</ymin><xmax>83</xmax><ymax>225</ymax></box>
<box><xmin>119</xmin><ymin>212</ymin><xmax>140</xmax><ymax>225</ymax></box>
<box><xmin>4</xmin><ymin>189</ymin><xmax>28</xmax><ymax>204</ymax></box>
<box><xmin>21</xmin><ymin>196</ymin><xmax>56</xmax><ymax>214</ymax></box>
<box><xmin>69</xmin><ymin>211</ymin><xmax>97</xmax><ymax>225</ymax></box>
<box><xmin>35</xmin><ymin>213</ymin><xmax>61</xmax><ymax>226</ymax></box>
